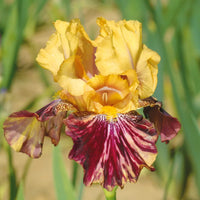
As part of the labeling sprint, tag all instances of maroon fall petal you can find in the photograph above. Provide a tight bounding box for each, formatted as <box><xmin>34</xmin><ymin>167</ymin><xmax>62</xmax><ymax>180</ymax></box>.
<box><xmin>144</xmin><ymin>105</ymin><xmax>181</xmax><ymax>143</ymax></box>
<box><xmin>64</xmin><ymin>111</ymin><xmax>158</xmax><ymax>191</ymax></box>
<box><xmin>3</xmin><ymin>100</ymin><xmax>68</xmax><ymax>158</ymax></box>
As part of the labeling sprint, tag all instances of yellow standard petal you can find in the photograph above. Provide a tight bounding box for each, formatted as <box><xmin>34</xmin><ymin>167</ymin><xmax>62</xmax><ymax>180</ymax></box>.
<box><xmin>136</xmin><ymin>45</ymin><xmax>161</xmax><ymax>99</ymax></box>
<box><xmin>36</xmin><ymin>19</ymin><xmax>95</xmax><ymax>78</ymax></box>
<box><xmin>56</xmin><ymin>56</ymin><xmax>93</xmax><ymax>96</ymax></box>
<box><xmin>36</xmin><ymin>20</ymin><xmax>70</xmax><ymax>76</ymax></box>
<box><xmin>95</xmin><ymin>17</ymin><xmax>142</xmax><ymax>75</ymax></box>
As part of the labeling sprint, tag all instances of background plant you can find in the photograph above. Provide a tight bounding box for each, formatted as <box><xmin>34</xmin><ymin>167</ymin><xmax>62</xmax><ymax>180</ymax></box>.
<box><xmin>0</xmin><ymin>0</ymin><xmax>200</xmax><ymax>199</ymax></box>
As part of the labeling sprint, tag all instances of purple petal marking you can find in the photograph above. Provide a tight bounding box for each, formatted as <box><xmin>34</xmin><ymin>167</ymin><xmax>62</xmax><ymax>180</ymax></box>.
<box><xmin>36</xmin><ymin>99</ymin><xmax>62</xmax><ymax>121</ymax></box>
<box><xmin>3</xmin><ymin>100</ymin><xmax>68</xmax><ymax>158</ymax></box>
<box><xmin>45</xmin><ymin>111</ymin><xmax>66</xmax><ymax>145</ymax></box>
<box><xmin>144</xmin><ymin>105</ymin><xmax>181</xmax><ymax>143</ymax></box>
<box><xmin>64</xmin><ymin>111</ymin><xmax>158</xmax><ymax>191</ymax></box>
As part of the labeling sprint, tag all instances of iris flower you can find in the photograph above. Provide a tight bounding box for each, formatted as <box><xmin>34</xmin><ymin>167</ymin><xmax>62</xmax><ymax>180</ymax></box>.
<box><xmin>3</xmin><ymin>18</ymin><xmax>181</xmax><ymax>191</ymax></box>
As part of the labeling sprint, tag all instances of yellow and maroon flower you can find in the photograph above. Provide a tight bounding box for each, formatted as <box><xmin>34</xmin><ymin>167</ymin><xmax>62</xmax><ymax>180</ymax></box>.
<box><xmin>3</xmin><ymin>18</ymin><xmax>181</xmax><ymax>191</ymax></box>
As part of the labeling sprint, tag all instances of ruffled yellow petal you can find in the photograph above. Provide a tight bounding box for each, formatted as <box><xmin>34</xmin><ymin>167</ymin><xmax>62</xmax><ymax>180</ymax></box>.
<box><xmin>36</xmin><ymin>31</ymin><xmax>65</xmax><ymax>76</ymax></box>
<box><xmin>36</xmin><ymin>19</ymin><xmax>96</xmax><ymax>77</ymax></box>
<box><xmin>95</xmin><ymin>17</ymin><xmax>142</xmax><ymax>75</ymax></box>
<box><xmin>55</xmin><ymin>56</ymin><xmax>79</xmax><ymax>80</ymax></box>
<box><xmin>36</xmin><ymin>17</ymin><xmax>160</xmax><ymax>115</ymax></box>
<box><xmin>56</xmin><ymin>56</ymin><xmax>93</xmax><ymax>96</ymax></box>
<box><xmin>121</xmin><ymin>69</ymin><xmax>138</xmax><ymax>91</ymax></box>
<box><xmin>136</xmin><ymin>45</ymin><xmax>160</xmax><ymax>99</ymax></box>
<box><xmin>36</xmin><ymin>20</ymin><xmax>71</xmax><ymax>76</ymax></box>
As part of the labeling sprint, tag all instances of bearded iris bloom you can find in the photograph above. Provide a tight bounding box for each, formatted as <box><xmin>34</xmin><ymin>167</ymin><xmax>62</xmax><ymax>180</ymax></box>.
<box><xmin>3</xmin><ymin>18</ymin><xmax>181</xmax><ymax>191</ymax></box>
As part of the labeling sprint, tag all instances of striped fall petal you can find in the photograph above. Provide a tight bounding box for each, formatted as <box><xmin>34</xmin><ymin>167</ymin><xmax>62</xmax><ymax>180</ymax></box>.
<box><xmin>64</xmin><ymin>111</ymin><xmax>158</xmax><ymax>191</ymax></box>
<box><xmin>3</xmin><ymin>99</ymin><xmax>71</xmax><ymax>158</ymax></box>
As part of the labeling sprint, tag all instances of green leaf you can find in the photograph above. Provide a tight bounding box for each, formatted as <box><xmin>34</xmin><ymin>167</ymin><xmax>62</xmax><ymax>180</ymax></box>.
<box><xmin>23</xmin><ymin>0</ymin><xmax>48</xmax><ymax>38</ymax></box>
<box><xmin>0</xmin><ymin>0</ymin><xmax>10</xmax><ymax>31</ymax></box>
<box><xmin>72</xmin><ymin>161</ymin><xmax>79</xmax><ymax>188</ymax></box>
<box><xmin>164</xmin><ymin>0</ymin><xmax>185</xmax><ymax>28</ymax></box>
<box><xmin>172</xmin><ymin>149</ymin><xmax>190</xmax><ymax>199</ymax></box>
<box><xmin>179</xmin><ymin>108</ymin><xmax>200</xmax><ymax>194</ymax></box>
<box><xmin>181</xmin><ymin>28</ymin><xmax>200</xmax><ymax>95</ymax></box>
<box><xmin>1</xmin><ymin>0</ymin><xmax>31</xmax><ymax>90</ymax></box>
<box><xmin>53</xmin><ymin>146</ymin><xmax>76</xmax><ymax>200</ymax></box>
<box><xmin>78</xmin><ymin>181</ymin><xmax>84</xmax><ymax>200</ymax></box>
<box><xmin>16</xmin><ymin>182</ymin><xmax>24</xmax><ymax>200</ymax></box>
<box><xmin>190</xmin><ymin>0</ymin><xmax>200</xmax><ymax>55</ymax></box>
<box><xmin>34</xmin><ymin>0</ymin><xmax>48</xmax><ymax>17</ymax></box>
<box><xmin>114</xmin><ymin>0</ymin><xmax>147</xmax><ymax>21</ymax></box>
<box><xmin>61</xmin><ymin>0</ymin><xmax>71</xmax><ymax>19</ymax></box>
<box><xmin>175</xmin><ymin>0</ymin><xmax>193</xmax><ymax>30</ymax></box>
<box><xmin>1</xmin><ymin>3</ymin><xmax>19</xmax><ymax>90</ymax></box>
<box><xmin>7</xmin><ymin>146</ymin><xmax>17</xmax><ymax>200</ymax></box>
<box><xmin>155</xmin><ymin>140</ymin><xmax>171</xmax><ymax>183</ymax></box>
<box><xmin>103</xmin><ymin>187</ymin><xmax>117</xmax><ymax>200</ymax></box>
<box><xmin>165</xmin><ymin>34</ymin><xmax>200</xmax><ymax>197</ymax></box>
<box><xmin>17</xmin><ymin>0</ymin><xmax>31</xmax><ymax>34</ymax></box>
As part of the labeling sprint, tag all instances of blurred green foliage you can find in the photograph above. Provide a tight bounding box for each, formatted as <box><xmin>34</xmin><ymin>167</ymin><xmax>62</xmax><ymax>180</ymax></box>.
<box><xmin>0</xmin><ymin>0</ymin><xmax>200</xmax><ymax>199</ymax></box>
<box><xmin>53</xmin><ymin>146</ymin><xmax>77</xmax><ymax>200</ymax></box>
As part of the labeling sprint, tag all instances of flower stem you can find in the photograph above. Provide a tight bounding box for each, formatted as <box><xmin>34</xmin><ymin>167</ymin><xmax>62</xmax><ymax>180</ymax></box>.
<box><xmin>103</xmin><ymin>187</ymin><xmax>118</xmax><ymax>200</ymax></box>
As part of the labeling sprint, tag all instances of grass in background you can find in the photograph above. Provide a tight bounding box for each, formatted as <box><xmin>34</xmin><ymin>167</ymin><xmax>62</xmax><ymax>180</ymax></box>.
<box><xmin>0</xmin><ymin>0</ymin><xmax>200</xmax><ymax>199</ymax></box>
